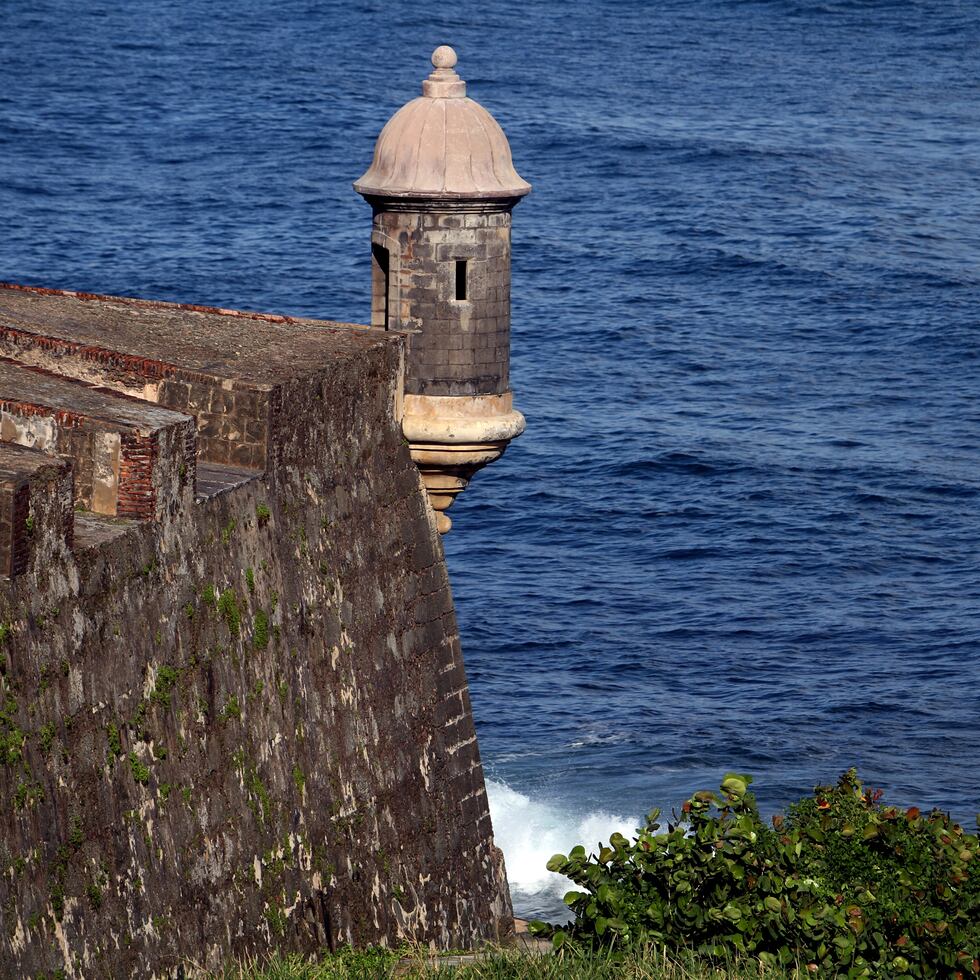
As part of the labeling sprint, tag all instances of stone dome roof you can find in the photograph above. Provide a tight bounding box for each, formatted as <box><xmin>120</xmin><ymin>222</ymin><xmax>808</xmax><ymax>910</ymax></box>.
<box><xmin>354</xmin><ymin>46</ymin><xmax>531</xmax><ymax>201</ymax></box>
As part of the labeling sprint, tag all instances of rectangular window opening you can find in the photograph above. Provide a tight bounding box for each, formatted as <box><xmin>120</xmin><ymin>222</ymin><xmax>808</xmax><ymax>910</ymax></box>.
<box><xmin>455</xmin><ymin>259</ymin><xmax>468</xmax><ymax>302</ymax></box>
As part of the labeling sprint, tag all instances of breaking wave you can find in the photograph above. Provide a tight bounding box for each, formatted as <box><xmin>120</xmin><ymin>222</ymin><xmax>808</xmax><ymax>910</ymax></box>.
<box><xmin>485</xmin><ymin>778</ymin><xmax>639</xmax><ymax>921</ymax></box>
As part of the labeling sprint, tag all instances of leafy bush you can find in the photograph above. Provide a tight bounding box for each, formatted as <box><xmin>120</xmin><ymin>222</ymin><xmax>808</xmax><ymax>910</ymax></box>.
<box><xmin>532</xmin><ymin>771</ymin><xmax>980</xmax><ymax>977</ymax></box>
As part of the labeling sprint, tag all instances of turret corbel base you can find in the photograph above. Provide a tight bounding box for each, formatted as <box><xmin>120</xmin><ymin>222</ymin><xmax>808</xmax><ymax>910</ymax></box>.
<box><xmin>402</xmin><ymin>393</ymin><xmax>525</xmax><ymax>534</ymax></box>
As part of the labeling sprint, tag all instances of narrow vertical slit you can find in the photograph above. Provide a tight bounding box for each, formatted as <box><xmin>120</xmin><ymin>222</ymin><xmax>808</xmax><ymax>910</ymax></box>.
<box><xmin>455</xmin><ymin>259</ymin><xmax>468</xmax><ymax>301</ymax></box>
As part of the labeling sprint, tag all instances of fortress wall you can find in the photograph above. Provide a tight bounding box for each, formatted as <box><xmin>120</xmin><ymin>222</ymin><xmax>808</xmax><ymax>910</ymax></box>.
<box><xmin>0</xmin><ymin>323</ymin><xmax>512</xmax><ymax>977</ymax></box>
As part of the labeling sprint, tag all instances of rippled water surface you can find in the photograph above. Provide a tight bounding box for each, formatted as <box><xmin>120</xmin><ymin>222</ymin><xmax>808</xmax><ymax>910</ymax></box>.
<box><xmin>2</xmin><ymin>0</ymin><xmax>979</xmax><ymax>921</ymax></box>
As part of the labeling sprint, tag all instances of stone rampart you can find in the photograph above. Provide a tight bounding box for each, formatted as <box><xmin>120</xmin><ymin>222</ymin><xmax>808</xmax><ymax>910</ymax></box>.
<box><xmin>0</xmin><ymin>284</ymin><xmax>512</xmax><ymax>978</ymax></box>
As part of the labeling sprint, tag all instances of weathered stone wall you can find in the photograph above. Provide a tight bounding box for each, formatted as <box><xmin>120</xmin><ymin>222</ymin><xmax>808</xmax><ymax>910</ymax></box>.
<box><xmin>0</xmin><ymin>448</ymin><xmax>73</xmax><ymax>579</ymax></box>
<box><xmin>0</xmin><ymin>332</ymin><xmax>511</xmax><ymax>977</ymax></box>
<box><xmin>156</xmin><ymin>377</ymin><xmax>269</xmax><ymax>471</ymax></box>
<box><xmin>371</xmin><ymin>205</ymin><xmax>513</xmax><ymax>397</ymax></box>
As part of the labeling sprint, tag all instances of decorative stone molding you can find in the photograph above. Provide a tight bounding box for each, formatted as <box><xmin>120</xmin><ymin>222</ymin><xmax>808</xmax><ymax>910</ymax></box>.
<box><xmin>403</xmin><ymin>393</ymin><xmax>526</xmax><ymax>532</ymax></box>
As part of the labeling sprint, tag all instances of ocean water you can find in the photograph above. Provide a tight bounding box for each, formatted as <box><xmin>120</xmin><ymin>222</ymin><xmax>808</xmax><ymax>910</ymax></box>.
<box><xmin>2</xmin><ymin>0</ymin><xmax>979</xmax><ymax>922</ymax></box>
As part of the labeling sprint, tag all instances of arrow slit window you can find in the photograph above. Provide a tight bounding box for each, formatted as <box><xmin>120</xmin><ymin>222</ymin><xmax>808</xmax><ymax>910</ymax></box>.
<box><xmin>455</xmin><ymin>260</ymin><xmax>468</xmax><ymax>302</ymax></box>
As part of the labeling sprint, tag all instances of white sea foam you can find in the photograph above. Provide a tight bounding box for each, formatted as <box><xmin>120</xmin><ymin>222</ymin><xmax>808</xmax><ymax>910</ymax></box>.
<box><xmin>485</xmin><ymin>778</ymin><xmax>640</xmax><ymax>918</ymax></box>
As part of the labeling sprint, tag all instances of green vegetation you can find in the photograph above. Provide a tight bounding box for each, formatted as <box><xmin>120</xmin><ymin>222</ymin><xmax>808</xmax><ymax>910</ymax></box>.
<box><xmin>263</xmin><ymin>904</ymin><xmax>288</xmax><ymax>938</ymax></box>
<box><xmin>220</xmin><ymin>696</ymin><xmax>242</xmax><ymax>722</ymax></box>
<box><xmin>202</xmin><ymin>584</ymin><xmax>218</xmax><ymax>607</ymax></box>
<box><xmin>128</xmin><ymin>752</ymin><xmax>150</xmax><ymax>786</ymax></box>
<box><xmin>0</xmin><ymin>693</ymin><xmax>25</xmax><ymax>766</ymax></box>
<box><xmin>256</xmin><ymin>502</ymin><xmax>271</xmax><ymax>527</ymax></box>
<box><xmin>49</xmin><ymin>881</ymin><xmax>65</xmax><ymax>920</ymax></box>
<box><xmin>533</xmin><ymin>771</ymin><xmax>980</xmax><ymax>978</ymax></box>
<box><xmin>212</xmin><ymin>946</ymin><xmax>784</xmax><ymax>979</ymax></box>
<box><xmin>218</xmin><ymin>588</ymin><xmax>242</xmax><ymax>635</ymax></box>
<box><xmin>246</xmin><ymin>567</ymin><xmax>256</xmax><ymax>594</ymax></box>
<box><xmin>245</xmin><ymin>765</ymin><xmax>272</xmax><ymax>825</ymax></box>
<box><xmin>222</xmin><ymin>518</ymin><xmax>238</xmax><ymax>545</ymax></box>
<box><xmin>106</xmin><ymin>722</ymin><xmax>122</xmax><ymax>757</ymax></box>
<box><xmin>129</xmin><ymin>699</ymin><xmax>149</xmax><ymax>740</ymax></box>
<box><xmin>253</xmin><ymin>609</ymin><xmax>269</xmax><ymax>650</ymax></box>
<box><xmin>37</xmin><ymin>721</ymin><xmax>55</xmax><ymax>754</ymax></box>
<box><xmin>86</xmin><ymin>880</ymin><xmax>103</xmax><ymax>910</ymax></box>
<box><xmin>13</xmin><ymin>779</ymin><xmax>42</xmax><ymax>810</ymax></box>
<box><xmin>151</xmin><ymin>665</ymin><xmax>180</xmax><ymax>708</ymax></box>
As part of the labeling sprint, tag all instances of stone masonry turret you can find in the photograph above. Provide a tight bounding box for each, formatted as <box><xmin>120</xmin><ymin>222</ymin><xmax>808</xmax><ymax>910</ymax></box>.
<box><xmin>355</xmin><ymin>45</ymin><xmax>529</xmax><ymax>532</ymax></box>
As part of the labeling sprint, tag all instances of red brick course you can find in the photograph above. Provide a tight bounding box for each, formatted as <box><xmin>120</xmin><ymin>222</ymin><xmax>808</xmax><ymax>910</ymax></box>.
<box><xmin>117</xmin><ymin>432</ymin><xmax>158</xmax><ymax>520</ymax></box>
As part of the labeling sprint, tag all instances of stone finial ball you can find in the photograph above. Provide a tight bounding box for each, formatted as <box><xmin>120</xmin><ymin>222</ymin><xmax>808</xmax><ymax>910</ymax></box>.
<box><xmin>431</xmin><ymin>45</ymin><xmax>458</xmax><ymax>69</ymax></box>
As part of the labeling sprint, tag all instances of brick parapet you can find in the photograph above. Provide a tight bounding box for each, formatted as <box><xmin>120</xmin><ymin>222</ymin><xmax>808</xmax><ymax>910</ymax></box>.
<box><xmin>116</xmin><ymin>432</ymin><xmax>156</xmax><ymax>520</ymax></box>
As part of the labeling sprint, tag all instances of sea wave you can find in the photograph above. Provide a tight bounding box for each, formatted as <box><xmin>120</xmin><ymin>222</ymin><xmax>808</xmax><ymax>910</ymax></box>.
<box><xmin>485</xmin><ymin>778</ymin><xmax>639</xmax><ymax>921</ymax></box>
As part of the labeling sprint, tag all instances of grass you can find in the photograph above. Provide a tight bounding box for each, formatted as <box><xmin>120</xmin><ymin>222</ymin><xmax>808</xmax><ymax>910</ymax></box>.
<box><xmin>213</xmin><ymin>944</ymin><xmax>803</xmax><ymax>980</ymax></box>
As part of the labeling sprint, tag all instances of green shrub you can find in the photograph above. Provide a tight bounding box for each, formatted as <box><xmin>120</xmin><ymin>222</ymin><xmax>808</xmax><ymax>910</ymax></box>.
<box><xmin>151</xmin><ymin>664</ymin><xmax>180</xmax><ymax>708</ymax></box>
<box><xmin>533</xmin><ymin>770</ymin><xmax>980</xmax><ymax>977</ymax></box>
<box><xmin>220</xmin><ymin>695</ymin><xmax>242</xmax><ymax>723</ymax></box>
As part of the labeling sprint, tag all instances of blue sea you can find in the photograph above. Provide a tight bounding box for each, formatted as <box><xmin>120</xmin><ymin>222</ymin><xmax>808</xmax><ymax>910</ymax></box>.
<box><xmin>2</xmin><ymin>0</ymin><xmax>979</xmax><ymax>921</ymax></box>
